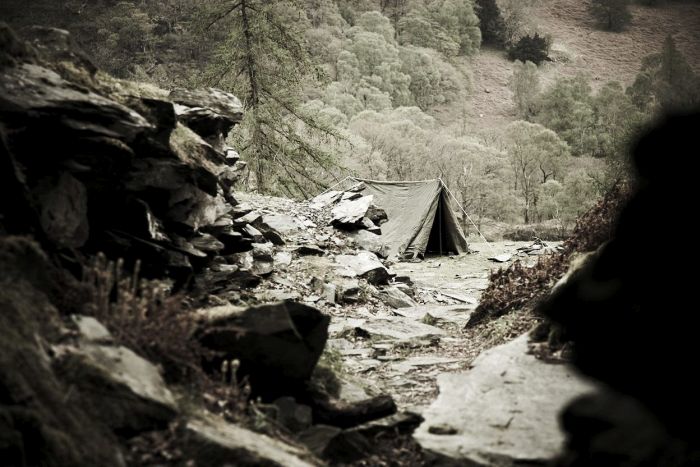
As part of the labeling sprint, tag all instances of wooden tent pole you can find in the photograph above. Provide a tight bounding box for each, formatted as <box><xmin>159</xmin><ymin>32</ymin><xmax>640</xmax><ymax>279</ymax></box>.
<box><xmin>438</xmin><ymin>191</ymin><xmax>443</xmax><ymax>255</ymax></box>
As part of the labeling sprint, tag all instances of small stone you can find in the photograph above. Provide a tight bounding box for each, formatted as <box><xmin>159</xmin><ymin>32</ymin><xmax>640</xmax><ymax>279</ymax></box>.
<box><xmin>428</xmin><ymin>424</ymin><xmax>459</xmax><ymax>435</ymax></box>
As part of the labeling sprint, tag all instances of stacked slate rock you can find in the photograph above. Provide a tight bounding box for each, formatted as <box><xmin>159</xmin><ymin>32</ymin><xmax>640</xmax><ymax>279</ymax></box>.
<box><xmin>0</xmin><ymin>24</ymin><xmax>255</xmax><ymax>292</ymax></box>
<box><xmin>309</xmin><ymin>182</ymin><xmax>390</xmax><ymax>258</ymax></box>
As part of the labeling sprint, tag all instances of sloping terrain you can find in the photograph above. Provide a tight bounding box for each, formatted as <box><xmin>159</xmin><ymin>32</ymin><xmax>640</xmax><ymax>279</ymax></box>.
<box><xmin>463</xmin><ymin>0</ymin><xmax>700</xmax><ymax>132</ymax></box>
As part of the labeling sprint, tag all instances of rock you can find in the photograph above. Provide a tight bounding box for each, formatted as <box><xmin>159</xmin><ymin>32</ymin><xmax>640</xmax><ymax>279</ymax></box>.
<box><xmin>234</xmin><ymin>211</ymin><xmax>262</xmax><ymax>227</ymax></box>
<box><xmin>335</xmin><ymin>252</ymin><xmax>390</xmax><ymax>285</ymax></box>
<box><xmin>394</xmin><ymin>282</ymin><xmax>414</xmax><ymax>297</ymax></box>
<box><xmin>295</xmin><ymin>244</ymin><xmax>325</xmax><ymax>256</ymax></box>
<box><xmin>0</xmin><ymin>237</ymin><xmax>125</xmax><ymax>467</ymax></box>
<box><xmin>252</xmin><ymin>259</ymin><xmax>274</xmax><ymax>276</ymax></box>
<box><xmin>351</xmin><ymin>411</ymin><xmax>424</xmax><ymax>438</ymax></box>
<box><xmin>340</xmin><ymin>191</ymin><xmax>362</xmax><ymax>201</ymax></box>
<box><xmin>351</xmin><ymin>316</ymin><xmax>445</xmax><ymax>341</ymax></box>
<box><xmin>35</xmin><ymin>172</ymin><xmax>89</xmax><ymax>248</ymax></box>
<box><xmin>365</xmin><ymin>204</ymin><xmax>388</xmax><ymax>226</ymax></box>
<box><xmin>274</xmin><ymin>251</ymin><xmax>293</xmax><ymax>269</ymax></box>
<box><xmin>184</xmin><ymin>412</ymin><xmax>315</xmax><ymax>467</ymax></box>
<box><xmin>488</xmin><ymin>253</ymin><xmax>512</xmax><ymax>263</ymax></box>
<box><xmin>393</xmin><ymin>305</ymin><xmax>474</xmax><ymax>328</ymax></box>
<box><xmin>251</xmin><ymin>242</ymin><xmax>275</xmax><ymax>261</ymax></box>
<box><xmin>0</xmin><ymin>63</ymin><xmax>152</xmax><ymax>143</ymax></box>
<box><xmin>336</xmin><ymin>279</ymin><xmax>361</xmax><ymax>304</ymax></box>
<box><xmin>255</xmin><ymin>289</ymin><xmax>301</xmax><ymax>302</ymax></box>
<box><xmin>231</xmin><ymin>202</ymin><xmax>254</xmax><ymax>218</ymax></box>
<box><xmin>414</xmin><ymin>334</ymin><xmax>597</xmax><ymax>465</ymax></box>
<box><xmin>557</xmin><ymin>389</ymin><xmax>685</xmax><ymax>466</ymax></box>
<box><xmin>190</xmin><ymin>233</ymin><xmax>225</xmax><ymax>254</ymax></box>
<box><xmin>23</xmin><ymin>26</ymin><xmax>98</xmax><ymax>76</ymax></box>
<box><xmin>309</xmin><ymin>190</ymin><xmax>342</xmax><ymax>209</ymax></box>
<box><xmin>242</xmin><ymin>224</ymin><xmax>265</xmax><ymax>243</ymax></box>
<box><xmin>197</xmin><ymin>301</ymin><xmax>330</xmax><ymax>395</ymax></box>
<box><xmin>322</xmin><ymin>283</ymin><xmax>337</xmax><ymax>304</ymax></box>
<box><xmin>260</xmin><ymin>213</ymin><xmax>301</xmax><ymax>234</ymax></box>
<box><xmin>273</xmin><ymin>397</ymin><xmax>313</xmax><ymax>433</ymax></box>
<box><xmin>440</xmin><ymin>292</ymin><xmax>476</xmax><ymax>304</ymax></box>
<box><xmin>71</xmin><ymin>315</ymin><xmax>112</xmax><ymax>342</ymax></box>
<box><xmin>297</xmin><ymin>425</ymin><xmax>343</xmax><ymax>457</ymax></box>
<box><xmin>348</xmin><ymin>182</ymin><xmax>366</xmax><ymax>192</ymax></box>
<box><xmin>263</xmin><ymin>228</ymin><xmax>286</xmax><ymax>246</ymax></box>
<box><xmin>330</xmin><ymin>196</ymin><xmax>373</xmax><ymax>228</ymax></box>
<box><xmin>53</xmin><ymin>343</ymin><xmax>177</xmax><ymax>435</ymax></box>
<box><xmin>375</xmin><ymin>285</ymin><xmax>416</xmax><ymax>309</ymax></box>
<box><xmin>389</xmin><ymin>356</ymin><xmax>461</xmax><ymax>373</ymax></box>
<box><xmin>170</xmin><ymin>88</ymin><xmax>244</xmax><ymax>151</ymax></box>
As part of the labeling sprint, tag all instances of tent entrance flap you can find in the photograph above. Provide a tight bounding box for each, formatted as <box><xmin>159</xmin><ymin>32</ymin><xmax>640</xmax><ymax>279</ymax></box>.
<box><xmin>426</xmin><ymin>191</ymin><xmax>462</xmax><ymax>255</ymax></box>
<box><xmin>353</xmin><ymin>178</ymin><xmax>469</xmax><ymax>258</ymax></box>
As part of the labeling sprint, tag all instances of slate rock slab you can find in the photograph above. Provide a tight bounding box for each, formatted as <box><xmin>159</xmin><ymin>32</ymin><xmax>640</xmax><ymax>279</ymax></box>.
<box><xmin>414</xmin><ymin>334</ymin><xmax>597</xmax><ymax>466</ymax></box>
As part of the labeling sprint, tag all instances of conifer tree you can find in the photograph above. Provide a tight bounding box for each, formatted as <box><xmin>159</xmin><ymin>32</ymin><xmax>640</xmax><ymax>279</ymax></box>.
<box><xmin>205</xmin><ymin>0</ymin><xmax>340</xmax><ymax>196</ymax></box>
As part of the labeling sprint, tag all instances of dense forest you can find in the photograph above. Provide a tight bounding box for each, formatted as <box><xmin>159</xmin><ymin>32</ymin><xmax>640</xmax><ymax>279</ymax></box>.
<box><xmin>2</xmin><ymin>0</ymin><xmax>699</xmax><ymax>230</ymax></box>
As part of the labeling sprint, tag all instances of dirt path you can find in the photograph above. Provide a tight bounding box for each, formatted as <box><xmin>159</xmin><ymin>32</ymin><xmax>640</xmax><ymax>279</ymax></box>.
<box><xmin>327</xmin><ymin>241</ymin><xmax>549</xmax><ymax>412</ymax></box>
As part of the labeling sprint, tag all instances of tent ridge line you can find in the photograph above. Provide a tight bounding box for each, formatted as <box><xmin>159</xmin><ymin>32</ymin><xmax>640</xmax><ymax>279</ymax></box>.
<box><xmin>351</xmin><ymin>177</ymin><xmax>439</xmax><ymax>184</ymax></box>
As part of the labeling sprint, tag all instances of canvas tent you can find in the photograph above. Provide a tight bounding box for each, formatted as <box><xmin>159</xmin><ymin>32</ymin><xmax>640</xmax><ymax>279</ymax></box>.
<box><xmin>352</xmin><ymin>178</ymin><xmax>469</xmax><ymax>259</ymax></box>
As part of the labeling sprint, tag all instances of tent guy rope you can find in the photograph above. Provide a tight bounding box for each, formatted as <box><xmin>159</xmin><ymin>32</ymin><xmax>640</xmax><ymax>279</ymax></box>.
<box><xmin>438</xmin><ymin>178</ymin><xmax>494</xmax><ymax>251</ymax></box>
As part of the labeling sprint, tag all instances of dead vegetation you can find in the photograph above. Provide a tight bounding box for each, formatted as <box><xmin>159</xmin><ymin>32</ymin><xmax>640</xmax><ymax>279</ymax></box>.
<box><xmin>472</xmin><ymin>183</ymin><xmax>629</xmax><ymax>325</ymax></box>
<box><xmin>80</xmin><ymin>253</ymin><xmax>205</xmax><ymax>384</ymax></box>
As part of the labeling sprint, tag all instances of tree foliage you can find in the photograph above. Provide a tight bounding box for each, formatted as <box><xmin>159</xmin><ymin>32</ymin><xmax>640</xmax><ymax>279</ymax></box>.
<box><xmin>507</xmin><ymin>33</ymin><xmax>550</xmax><ymax>64</ymax></box>
<box><xmin>509</xmin><ymin>60</ymin><xmax>541</xmax><ymax>118</ymax></box>
<box><xmin>589</xmin><ymin>0</ymin><xmax>632</xmax><ymax>32</ymax></box>
<box><xmin>475</xmin><ymin>0</ymin><xmax>506</xmax><ymax>46</ymax></box>
<box><xmin>505</xmin><ymin>121</ymin><xmax>570</xmax><ymax>223</ymax></box>
<box><xmin>628</xmin><ymin>35</ymin><xmax>700</xmax><ymax>114</ymax></box>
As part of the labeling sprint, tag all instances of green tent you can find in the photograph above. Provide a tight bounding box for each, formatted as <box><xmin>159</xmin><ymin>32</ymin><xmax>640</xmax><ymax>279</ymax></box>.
<box><xmin>353</xmin><ymin>178</ymin><xmax>469</xmax><ymax>258</ymax></box>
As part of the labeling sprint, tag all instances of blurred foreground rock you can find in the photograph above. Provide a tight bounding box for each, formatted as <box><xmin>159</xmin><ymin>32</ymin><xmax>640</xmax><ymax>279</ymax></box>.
<box><xmin>414</xmin><ymin>334</ymin><xmax>596</xmax><ymax>466</ymax></box>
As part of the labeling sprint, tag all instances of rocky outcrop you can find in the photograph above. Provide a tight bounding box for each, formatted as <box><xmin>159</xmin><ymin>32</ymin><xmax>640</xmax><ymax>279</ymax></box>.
<box><xmin>0</xmin><ymin>24</ymin><xmax>249</xmax><ymax>291</ymax></box>
<box><xmin>539</xmin><ymin>113</ymin><xmax>700</xmax><ymax>466</ymax></box>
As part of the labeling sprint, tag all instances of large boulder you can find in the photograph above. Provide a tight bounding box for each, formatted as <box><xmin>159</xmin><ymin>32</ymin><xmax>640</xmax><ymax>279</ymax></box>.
<box><xmin>196</xmin><ymin>301</ymin><xmax>330</xmax><ymax>396</ymax></box>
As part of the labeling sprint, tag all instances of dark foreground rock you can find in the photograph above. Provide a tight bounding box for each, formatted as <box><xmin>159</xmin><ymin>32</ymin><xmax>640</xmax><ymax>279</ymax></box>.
<box><xmin>0</xmin><ymin>237</ymin><xmax>125</xmax><ymax>467</ymax></box>
<box><xmin>196</xmin><ymin>301</ymin><xmax>330</xmax><ymax>397</ymax></box>
<box><xmin>539</xmin><ymin>113</ymin><xmax>700</xmax><ymax>466</ymax></box>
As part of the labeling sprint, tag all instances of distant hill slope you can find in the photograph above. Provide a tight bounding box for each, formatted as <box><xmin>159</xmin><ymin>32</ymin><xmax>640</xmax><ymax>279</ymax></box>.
<box><xmin>460</xmin><ymin>0</ymin><xmax>700</xmax><ymax>132</ymax></box>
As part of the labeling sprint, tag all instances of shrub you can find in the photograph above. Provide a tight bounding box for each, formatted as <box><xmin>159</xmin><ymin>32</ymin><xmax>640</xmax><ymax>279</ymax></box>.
<box><xmin>507</xmin><ymin>33</ymin><xmax>550</xmax><ymax>64</ymax></box>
